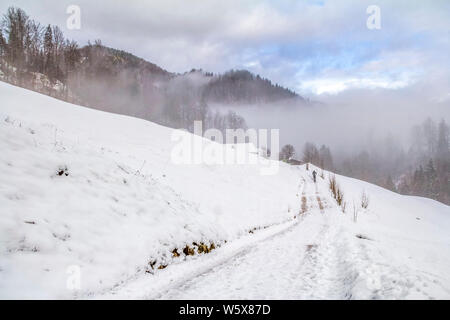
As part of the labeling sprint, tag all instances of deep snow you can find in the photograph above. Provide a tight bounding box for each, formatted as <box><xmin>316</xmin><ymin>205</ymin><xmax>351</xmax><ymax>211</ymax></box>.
<box><xmin>0</xmin><ymin>81</ymin><xmax>449</xmax><ymax>299</ymax></box>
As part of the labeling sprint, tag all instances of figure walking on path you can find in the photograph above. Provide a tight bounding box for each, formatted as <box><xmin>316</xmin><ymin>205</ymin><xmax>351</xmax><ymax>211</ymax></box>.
<box><xmin>312</xmin><ymin>170</ymin><xmax>317</xmax><ymax>183</ymax></box>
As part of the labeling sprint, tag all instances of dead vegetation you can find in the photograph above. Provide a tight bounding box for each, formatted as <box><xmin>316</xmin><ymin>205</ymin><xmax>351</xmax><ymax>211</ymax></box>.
<box><xmin>341</xmin><ymin>201</ymin><xmax>347</xmax><ymax>213</ymax></box>
<box><xmin>361</xmin><ymin>190</ymin><xmax>370</xmax><ymax>209</ymax></box>
<box><xmin>329</xmin><ymin>174</ymin><xmax>337</xmax><ymax>198</ymax></box>
<box><xmin>182</xmin><ymin>245</ymin><xmax>196</xmax><ymax>256</ymax></box>
<box><xmin>316</xmin><ymin>196</ymin><xmax>324</xmax><ymax>211</ymax></box>
<box><xmin>336</xmin><ymin>188</ymin><xmax>344</xmax><ymax>206</ymax></box>
<box><xmin>147</xmin><ymin>241</ymin><xmax>219</xmax><ymax>273</ymax></box>
<box><xmin>329</xmin><ymin>174</ymin><xmax>345</xmax><ymax>211</ymax></box>
<box><xmin>172</xmin><ymin>248</ymin><xmax>180</xmax><ymax>257</ymax></box>
<box><xmin>301</xmin><ymin>196</ymin><xmax>308</xmax><ymax>214</ymax></box>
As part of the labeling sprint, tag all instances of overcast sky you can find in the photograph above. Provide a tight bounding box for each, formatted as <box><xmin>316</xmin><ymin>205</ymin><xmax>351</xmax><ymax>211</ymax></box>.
<box><xmin>2</xmin><ymin>0</ymin><xmax>449</xmax><ymax>100</ymax></box>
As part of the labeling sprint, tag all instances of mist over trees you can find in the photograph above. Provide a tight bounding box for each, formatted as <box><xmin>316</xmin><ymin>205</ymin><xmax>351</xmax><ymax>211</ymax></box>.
<box><xmin>396</xmin><ymin>118</ymin><xmax>450</xmax><ymax>204</ymax></box>
<box><xmin>295</xmin><ymin>118</ymin><xmax>449</xmax><ymax>204</ymax></box>
<box><xmin>203</xmin><ymin>70</ymin><xmax>299</xmax><ymax>104</ymax></box>
<box><xmin>279</xmin><ymin>144</ymin><xmax>295</xmax><ymax>161</ymax></box>
<box><xmin>0</xmin><ymin>7</ymin><xmax>306</xmax><ymax>137</ymax></box>
<box><xmin>302</xmin><ymin>143</ymin><xmax>334</xmax><ymax>171</ymax></box>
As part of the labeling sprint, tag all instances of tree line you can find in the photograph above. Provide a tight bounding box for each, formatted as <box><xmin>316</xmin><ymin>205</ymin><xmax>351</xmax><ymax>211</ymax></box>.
<box><xmin>279</xmin><ymin>142</ymin><xmax>334</xmax><ymax>171</ymax></box>
<box><xmin>397</xmin><ymin>118</ymin><xmax>449</xmax><ymax>204</ymax></box>
<box><xmin>0</xmin><ymin>7</ymin><xmax>79</xmax><ymax>91</ymax></box>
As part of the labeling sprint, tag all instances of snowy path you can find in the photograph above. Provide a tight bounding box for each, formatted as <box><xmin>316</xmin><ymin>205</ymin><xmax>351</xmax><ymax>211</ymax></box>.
<box><xmin>157</xmin><ymin>179</ymin><xmax>355</xmax><ymax>299</ymax></box>
<box><xmin>97</xmin><ymin>176</ymin><xmax>450</xmax><ymax>300</ymax></box>
<box><xmin>97</xmin><ymin>179</ymin><xmax>352</xmax><ymax>299</ymax></box>
<box><xmin>92</xmin><ymin>175</ymin><xmax>450</xmax><ymax>300</ymax></box>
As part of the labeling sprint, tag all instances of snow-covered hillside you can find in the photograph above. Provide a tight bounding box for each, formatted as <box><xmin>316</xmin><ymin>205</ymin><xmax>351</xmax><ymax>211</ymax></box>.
<box><xmin>0</xmin><ymin>81</ymin><xmax>449</xmax><ymax>299</ymax></box>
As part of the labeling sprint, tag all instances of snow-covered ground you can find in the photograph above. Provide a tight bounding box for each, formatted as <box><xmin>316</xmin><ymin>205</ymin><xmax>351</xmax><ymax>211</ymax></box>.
<box><xmin>0</xmin><ymin>81</ymin><xmax>449</xmax><ymax>299</ymax></box>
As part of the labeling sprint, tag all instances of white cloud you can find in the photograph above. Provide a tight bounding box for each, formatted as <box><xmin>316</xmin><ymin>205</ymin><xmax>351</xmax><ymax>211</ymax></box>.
<box><xmin>0</xmin><ymin>0</ymin><xmax>448</xmax><ymax>98</ymax></box>
<box><xmin>300</xmin><ymin>77</ymin><xmax>412</xmax><ymax>95</ymax></box>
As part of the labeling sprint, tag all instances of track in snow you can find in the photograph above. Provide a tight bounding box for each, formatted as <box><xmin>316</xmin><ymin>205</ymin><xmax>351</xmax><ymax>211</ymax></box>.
<box><xmin>157</xmin><ymin>179</ymin><xmax>356</xmax><ymax>299</ymax></box>
<box><xmin>99</xmin><ymin>175</ymin><xmax>448</xmax><ymax>300</ymax></box>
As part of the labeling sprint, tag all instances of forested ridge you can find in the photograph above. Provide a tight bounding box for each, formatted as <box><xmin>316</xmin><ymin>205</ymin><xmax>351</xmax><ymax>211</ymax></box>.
<box><xmin>0</xmin><ymin>7</ymin><xmax>304</xmax><ymax>134</ymax></box>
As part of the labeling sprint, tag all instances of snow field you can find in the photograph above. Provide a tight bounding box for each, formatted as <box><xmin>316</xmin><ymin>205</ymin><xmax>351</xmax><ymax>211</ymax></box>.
<box><xmin>1</xmin><ymin>82</ymin><xmax>449</xmax><ymax>299</ymax></box>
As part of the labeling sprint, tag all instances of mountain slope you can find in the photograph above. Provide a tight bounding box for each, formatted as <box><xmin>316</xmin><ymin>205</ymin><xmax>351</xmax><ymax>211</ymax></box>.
<box><xmin>202</xmin><ymin>69</ymin><xmax>300</xmax><ymax>104</ymax></box>
<box><xmin>1</xmin><ymin>42</ymin><xmax>305</xmax><ymax>121</ymax></box>
<box><xmin>0</xmin><ymin>82</ymin><xmax>449</xmax><ymax>299</ymax></box>
<box><xmin>0</xmin><ymin>82</ymin><xmax>300</xmax><ymax>298</ymax></box>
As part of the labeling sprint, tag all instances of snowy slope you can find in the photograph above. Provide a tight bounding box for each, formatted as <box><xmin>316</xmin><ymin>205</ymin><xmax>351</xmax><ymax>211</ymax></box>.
<box><xmin>0</xmin><ymin>81</ymin><xmax>449</xmax><ymax>299</ymax></box>
<box><xmin>0</xmin><ymin>82</ymin><xmax>301</xmax><ymax>298</ymax></box>
<box><xmin>102</xmin><ymin>168</ymin><xmax>450</xmax><ymax>300</ymax></box>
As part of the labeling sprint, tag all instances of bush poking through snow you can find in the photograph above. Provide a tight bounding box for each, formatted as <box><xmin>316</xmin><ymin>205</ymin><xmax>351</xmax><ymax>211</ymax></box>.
<box><xmin>336</xmin><ymin>188</ymin><xmax>344</xmax><ymax>206</ymax></box>
<box><xmin>301</xmin><ymin>196</ymin><xmax>308</xmax><ymax>214</ymax></box>
<box><xmin>329</xmin><ymin>174</ymin><xmax>345</xmax><ymax>210</ymax></box>
<box><xmin>197</xmin><ymin>243</ymin><xmax>210</xmax><ymax>254</ymax></box>
<box><xmin>183</xmin><ymin>245</ymin><xmax>195</xmax><ymax>256</ymax></box>
<box><xmin>148</xmin><ymin>260</ymin><xmax>157</xmax><ymax>271</ymax></box>
<box><xmin>361</xmin><ymin>190</ymin><xmax>370</xmax><ymax>209</ymax></box>
<box><xmin>341</xmin><ymin>201</ymin><xmax>347</xmax><ymax>213</ymax></box>
<box><xmin>316</xmin><ymin>196</ymin><xmax>324</xmax><ymax>211</ymax></box>
<box><xmin>329</xmin><ymin>175</ymin><xmax>337</xmax><ymax>199</ymax></box>
<box><xmin>172</xmin><ymin>249</ymin><xmax>180</xmax><ymax>257</ymax></box>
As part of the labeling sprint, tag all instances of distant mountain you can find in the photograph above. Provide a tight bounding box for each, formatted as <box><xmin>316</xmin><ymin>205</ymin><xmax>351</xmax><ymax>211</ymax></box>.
<box><xmin>70</xmin><ymin>45</ymin><xmax>304</xmax><ymax>108</ymax></box>
<box><xmin>202</xmin><ymin>69</ymin><xmax>301</xmax><ymax>104</ymax></box>
<box><xmin>66</xmin><ymin>43</ymin><xmax>173</xmax><ymax>118</ymax></box>
<box><xmin>91</xmin><ymin>46</ymin><xmax>172</xmax><ymax>77</ymax></box>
